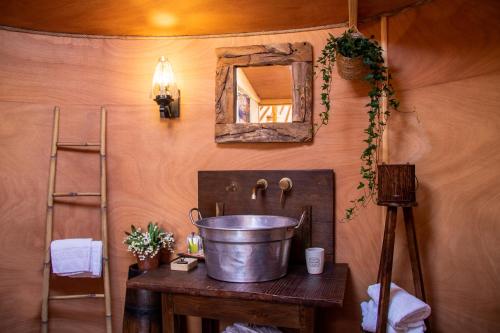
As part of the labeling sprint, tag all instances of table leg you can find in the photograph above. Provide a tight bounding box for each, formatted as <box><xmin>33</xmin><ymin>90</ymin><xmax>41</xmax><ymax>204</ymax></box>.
<box><xmin>299</xmin><ymin>306</ymin><xmax>315</xmax><ymax>333</ymax></box>
<box><xmin>376</xmin><ymin>206</ymin><xmax>398</xmax><ymax>333</ymax></box>
<box><xmin>162</xmin><ymin>293</ymin><xmax>175</xmax><ymax>333</ymax></box>
<box><xmin>202</xmin><ymin>318</ymin><xmax>219</xmax><ymax>333</ymax></box>
<box><xmin>175</xmin><ymin>315</ymin><xmax>188</xmax><ymax>333</ymax></box>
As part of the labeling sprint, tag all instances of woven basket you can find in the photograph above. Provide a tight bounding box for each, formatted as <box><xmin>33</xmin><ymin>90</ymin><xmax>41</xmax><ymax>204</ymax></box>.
<box><xmin>336</xmin><ymin>53</ymin><xmax>368</xmax><ymax>80</ymax></box>
<box><xmin>336</xmin><ymin>28</ymin><xmax>369</xmax><ymax>80</ymax></box>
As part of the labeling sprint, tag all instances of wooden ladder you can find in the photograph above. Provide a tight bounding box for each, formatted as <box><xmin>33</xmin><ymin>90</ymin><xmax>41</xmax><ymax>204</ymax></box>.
<box><xmin>41</xmin><ymin>106</ymin><xmax>112</xmax><ymax>333</ymax></box>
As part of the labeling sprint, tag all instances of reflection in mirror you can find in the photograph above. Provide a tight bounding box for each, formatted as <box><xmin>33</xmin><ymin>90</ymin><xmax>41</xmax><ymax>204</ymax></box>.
<box><xmin>235</xmin><ymin>65</ymin><xmax>293</xmax><ymax>124</ymax></box>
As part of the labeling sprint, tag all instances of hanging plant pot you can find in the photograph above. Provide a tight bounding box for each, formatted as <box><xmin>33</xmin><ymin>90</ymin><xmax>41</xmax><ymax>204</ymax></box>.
<box><xmin>336</xmin><ymin>29</ymin><xmax>369</xmax><ymax>80</ymax></box>
<box><xmin>336</xmin><ymin>53</ymin><xmax>369</xmax><ymax>80</ymax></box>
<box><xmin>137</xmin><ymin>255</ymin><xmax>159</xmax><ymax>272</ymax></box>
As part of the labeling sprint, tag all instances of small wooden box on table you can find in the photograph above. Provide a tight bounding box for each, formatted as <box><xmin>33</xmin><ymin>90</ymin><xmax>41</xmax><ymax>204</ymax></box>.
<box><xmin>127</xmin><ymin>262</ymin><xmax>348</xmax><ymax>333</ymax></box>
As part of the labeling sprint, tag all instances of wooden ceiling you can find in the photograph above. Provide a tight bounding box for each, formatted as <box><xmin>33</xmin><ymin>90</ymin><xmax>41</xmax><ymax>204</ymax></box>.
<box><xmin>0</xmin><ymin>0</ymin><xmax>421</xmax><ymax>37</ymax></box>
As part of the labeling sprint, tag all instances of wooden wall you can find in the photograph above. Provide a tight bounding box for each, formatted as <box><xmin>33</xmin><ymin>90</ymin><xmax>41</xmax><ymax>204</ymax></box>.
<box><xmin>0</xmin><ymin>0</ymin><xmax>499</xmax><ymax>332</ymax></box>
<box><xmin>386</xmin><ymin>0</ymin><xmax>500</xmax><ymax>332</ymax></box>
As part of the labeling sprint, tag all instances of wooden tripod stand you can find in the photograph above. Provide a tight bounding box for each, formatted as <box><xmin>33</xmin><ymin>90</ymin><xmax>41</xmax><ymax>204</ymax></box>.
<box><xmin>375</xmin><ymin>204</ymin><xmax>430</xmax><ymax>333</ymax></box>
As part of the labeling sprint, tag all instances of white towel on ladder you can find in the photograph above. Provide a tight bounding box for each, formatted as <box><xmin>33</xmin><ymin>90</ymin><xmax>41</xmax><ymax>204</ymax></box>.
<box><xmin>50</xmin><ymin>239</ymin><xmax>102</xmax><ymax>278</ymax></box>
<box><xmin>63</xmin><ymin>241</ymin><xmax>103</xmax><ymax>278</ymax></box>
<box><xmin>90</xmin><ymin>241</ymin><xmax>103</xmax><ymax>277</ymax></box>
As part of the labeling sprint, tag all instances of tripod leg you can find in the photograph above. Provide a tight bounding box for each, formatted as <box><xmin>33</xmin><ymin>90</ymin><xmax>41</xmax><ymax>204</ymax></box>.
<box><xmin>377</xmin><ymin>208</ymin><xmax>390</xmax><ymax>283</ymax></box>
<box><xmin>376</xmin><ymin>206</ymin><xmax>397</xmax><ymax>333</ymax></box>
<box><xmin>403</xmin><ymin>207</ymin><xmax>430</xmax><ymax>331</ymax></box>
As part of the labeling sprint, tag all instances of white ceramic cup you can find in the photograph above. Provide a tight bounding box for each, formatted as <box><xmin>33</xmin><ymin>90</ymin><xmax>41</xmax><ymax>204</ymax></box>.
<box><xmin>305</xmin><ymin>247</ymin><xmax>325</xmax><ymax>274</ymax></box>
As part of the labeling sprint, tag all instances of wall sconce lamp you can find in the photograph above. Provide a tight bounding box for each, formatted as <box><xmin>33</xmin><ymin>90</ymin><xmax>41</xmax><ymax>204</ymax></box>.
<box><xmin>152</xmin><ymin>56</ymin><xmax>180</xmax><ymax>118</ymax></box>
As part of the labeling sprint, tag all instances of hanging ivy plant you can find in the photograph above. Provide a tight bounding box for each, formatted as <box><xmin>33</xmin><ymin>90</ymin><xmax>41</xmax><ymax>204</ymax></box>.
<box><xmin>316</xmin><ymin>28</ymin><xmax>400</xmax><ymax>221</ymax></box>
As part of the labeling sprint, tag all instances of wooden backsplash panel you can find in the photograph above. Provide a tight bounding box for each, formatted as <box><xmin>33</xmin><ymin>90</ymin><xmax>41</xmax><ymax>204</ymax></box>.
<box><xmin>198</xmin><ymin>170</ymin><xmax>335</xmax><ymax>262</ymax></box>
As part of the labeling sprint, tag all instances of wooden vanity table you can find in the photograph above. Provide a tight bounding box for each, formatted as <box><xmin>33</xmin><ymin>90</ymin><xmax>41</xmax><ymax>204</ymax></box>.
<box><xmin>127</xmin><ymin>262</ymin><xmax>348</xmax><ymax>333</ymax></box>
<box><xmin>127</xmin><ymin>169</ymin><xmax>341</xmax><ymax>332</ymax></box>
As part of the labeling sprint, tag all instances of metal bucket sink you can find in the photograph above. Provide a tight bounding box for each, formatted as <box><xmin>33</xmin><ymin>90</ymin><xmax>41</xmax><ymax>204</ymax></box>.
<box><xmin>189</xmin><ymin>209</ymin><xmax>305</xmax><ymax>283</ymax></box>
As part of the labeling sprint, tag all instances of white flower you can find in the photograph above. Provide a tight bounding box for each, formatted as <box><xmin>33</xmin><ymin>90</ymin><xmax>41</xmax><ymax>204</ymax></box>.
<box><xmin>124</xmin><ymin>222</ymin><xmax>176</xmax><ymax>258</ymax></box>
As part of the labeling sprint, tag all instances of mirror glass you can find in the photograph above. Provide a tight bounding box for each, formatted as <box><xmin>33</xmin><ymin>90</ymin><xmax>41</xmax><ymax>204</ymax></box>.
<box><xmin>235</xmin><ymin>65</ymin><xmax>293</xmax><ymax>124</ymax></box>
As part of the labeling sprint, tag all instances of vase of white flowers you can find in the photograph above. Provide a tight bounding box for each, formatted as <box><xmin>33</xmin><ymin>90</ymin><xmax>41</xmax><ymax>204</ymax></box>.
<box><xmin>123</xmin><ymin>222</ymin><xmax>175</xmax><ymax>271</ymax></box>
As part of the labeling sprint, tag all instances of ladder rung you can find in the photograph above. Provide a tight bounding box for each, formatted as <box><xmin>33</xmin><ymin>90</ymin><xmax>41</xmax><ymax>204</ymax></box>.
<box><xmin>53</xmin><ymin>192</ymin><xmax>101</xmax><ymax>197</ymax></box>
<box><xmin>49</xmin><ymin>294</ymin><xmax>105</xmax><ymax>300</ymax></box>
<box><xmin>57</xmin><ymin>142</ymin><xmax>101</xmax><ymax>147</ymax></box>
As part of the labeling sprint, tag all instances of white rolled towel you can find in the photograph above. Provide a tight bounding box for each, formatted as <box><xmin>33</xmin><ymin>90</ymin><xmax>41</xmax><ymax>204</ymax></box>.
<box><xmin>361</xmin><ymin>300</ymin><xmax>426</xmax><ymax>333</ymax></box>
<box><xmin>361</xmin><ymin>299</ymin><xmax>378</xmax><ymax>332</ymax></box>
<box><xmin>367</xmin><ymin>283</ymin><xmax>431</xmax><ymax>331</ymax></box>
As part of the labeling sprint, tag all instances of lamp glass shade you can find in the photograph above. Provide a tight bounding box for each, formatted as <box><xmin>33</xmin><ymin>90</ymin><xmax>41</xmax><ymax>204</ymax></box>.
<box><xmin>152</xmin><ymin>56</ymin><xmax>178</xmax><ymax>98</ymax></box>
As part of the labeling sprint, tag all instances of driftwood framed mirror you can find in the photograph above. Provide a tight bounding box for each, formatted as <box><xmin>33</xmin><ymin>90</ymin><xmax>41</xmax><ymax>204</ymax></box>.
<box><xmin>215</xmin><ymin>42</ymin><xmax>313</xmax><ymax>143</ymax></box>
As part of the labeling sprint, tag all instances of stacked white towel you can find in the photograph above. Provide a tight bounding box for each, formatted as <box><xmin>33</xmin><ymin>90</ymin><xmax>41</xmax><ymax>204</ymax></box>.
<box><xmin>50</xmin><ymin>239</ymin><xmax>102</xmax><ymax>278</ymax></box>
<box><xmin>361</xmin><ymin>283</ymin><xmax>431</xmax><ymax>333</ymax></box>
<box><xmin>222</xmin><ymin>323</ymin><xmax>282</xmax><ymax>333</ymax></box>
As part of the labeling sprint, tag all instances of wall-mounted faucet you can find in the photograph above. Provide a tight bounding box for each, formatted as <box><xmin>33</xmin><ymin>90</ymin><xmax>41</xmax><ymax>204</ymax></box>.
<box><xmin>251</xmin><ymin>179</ymin><xmax>268</xmax><ymax>199</ymax></box>
<box><xmin>279</xmin><ymin>177</ymin><xmax>293</xmax><ymax>207</ymax></box>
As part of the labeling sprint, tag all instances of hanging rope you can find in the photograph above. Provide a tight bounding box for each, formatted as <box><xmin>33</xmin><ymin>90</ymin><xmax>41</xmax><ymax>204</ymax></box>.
<box><xmin>348</xmin><ymin>0</ymin><xmax>358</xmax><ymax>29</ymax></box>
